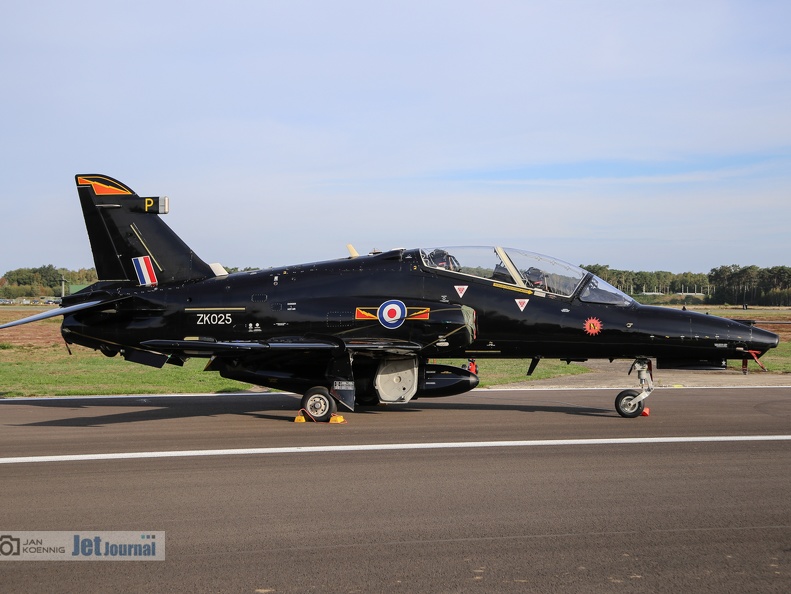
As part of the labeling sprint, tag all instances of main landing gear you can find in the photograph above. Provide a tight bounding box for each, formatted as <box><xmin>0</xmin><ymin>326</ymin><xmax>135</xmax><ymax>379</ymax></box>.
<box><xmin>300</xmin><ymin>387</ymin><xmax>338</xmax><ymax>422</ymax></box>
<box><xmin>615</xmin><ymin>358</ymin><xmax>654</xmax><ymax>418</ymax></box>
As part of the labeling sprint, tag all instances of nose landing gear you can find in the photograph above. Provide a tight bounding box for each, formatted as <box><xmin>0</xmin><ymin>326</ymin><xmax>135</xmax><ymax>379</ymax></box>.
<box><xmin>615</xmin><ymin>358</ymin><xmax>654</xmax><ymax>418</ymax></box>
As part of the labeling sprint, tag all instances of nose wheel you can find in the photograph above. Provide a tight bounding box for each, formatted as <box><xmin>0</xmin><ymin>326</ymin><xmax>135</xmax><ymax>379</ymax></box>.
<box><xmin>615</xmin><ymin>358</ymin><xmax>654</xmax><ymax>418</ymax></box>
<box><xmin>615</xmin><ymin>389</ymin><xmax>645</xmax><ymax>418</ymax></box>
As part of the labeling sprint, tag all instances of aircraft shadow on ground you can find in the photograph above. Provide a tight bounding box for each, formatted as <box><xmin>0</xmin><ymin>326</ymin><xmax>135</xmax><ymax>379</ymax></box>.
<box><xmin>0</xmin><ymin>392</ymin><xmax>615</xmax><ymax>428</ymax></box>
<box><xmin>398</xmin><ymin>399</ymin><xmax>613</xmax><ymax>417</ymax></box>
<box><xmin>0</xmin><ymin>393</ymin><xmax>298</xmax><ymax>427</ymax></box>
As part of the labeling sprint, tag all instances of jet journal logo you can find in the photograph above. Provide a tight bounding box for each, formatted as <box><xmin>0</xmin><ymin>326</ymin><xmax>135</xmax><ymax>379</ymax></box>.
<box><xmin>0</xmin><ymin>531</ymin><xmax>165</xmax><ymax>561</ymax></box>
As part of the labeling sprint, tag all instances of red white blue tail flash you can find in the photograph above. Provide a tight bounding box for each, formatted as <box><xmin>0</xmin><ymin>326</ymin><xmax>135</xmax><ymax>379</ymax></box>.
<box><xmin>132</xmin><ymin>256</ymin><xmax>158</xmax><ymax>287</ymax></box>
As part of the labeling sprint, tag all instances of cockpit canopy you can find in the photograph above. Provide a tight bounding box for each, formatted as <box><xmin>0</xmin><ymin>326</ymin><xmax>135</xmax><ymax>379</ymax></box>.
<box><xmin>419</xmin><ymin>246</ymin><xmax>634</xmax><ymax>307</ymax></box>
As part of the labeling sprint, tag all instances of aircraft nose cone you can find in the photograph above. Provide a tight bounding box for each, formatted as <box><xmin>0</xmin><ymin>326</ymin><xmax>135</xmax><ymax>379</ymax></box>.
<box><xmin>636</xmin><ymin>305</ymin><xmax>780</xmax><ymax>360</ymax></box>
<box><xmin>750</xmin><ymin>325</ymin><xmax>780</xmax><ymax>353</ymax></box>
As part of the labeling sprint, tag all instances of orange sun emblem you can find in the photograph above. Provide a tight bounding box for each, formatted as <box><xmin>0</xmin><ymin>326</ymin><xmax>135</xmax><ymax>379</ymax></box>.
<box><xmin>583</xmin><ymin>317</ymin><xmax>603</xmax><ymax>336</ymax></box>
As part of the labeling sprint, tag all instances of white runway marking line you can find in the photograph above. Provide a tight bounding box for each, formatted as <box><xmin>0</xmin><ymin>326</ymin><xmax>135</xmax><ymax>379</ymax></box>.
<box><xmin>1</xmin><ymin>435</ymin><xmax>790</xmax><ymax>465</ymax></box>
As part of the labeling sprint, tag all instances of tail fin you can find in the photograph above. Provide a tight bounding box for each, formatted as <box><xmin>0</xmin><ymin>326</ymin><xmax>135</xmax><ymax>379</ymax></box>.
<box><xmin>76</xmin><ymin>174</ymin><xmax>217</xmax><ymax>285</ymax></box>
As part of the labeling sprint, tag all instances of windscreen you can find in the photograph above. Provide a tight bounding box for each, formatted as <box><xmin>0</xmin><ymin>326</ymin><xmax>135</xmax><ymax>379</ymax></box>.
<box><xmin>579</xmin><ymin>276</ymin><xmax>635</xmax><ymax>306</ymax></box>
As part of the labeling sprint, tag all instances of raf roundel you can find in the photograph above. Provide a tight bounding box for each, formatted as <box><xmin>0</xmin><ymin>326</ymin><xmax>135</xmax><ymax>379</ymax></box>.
<box><xmin>377</xmin><ymin>299</ymin><xmax>407</xmax><ymax>329</ymax></box>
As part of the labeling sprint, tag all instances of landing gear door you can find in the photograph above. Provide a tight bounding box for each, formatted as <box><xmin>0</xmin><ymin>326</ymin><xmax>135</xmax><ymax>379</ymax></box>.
<box><xmin>328</xmin><ymin>354</ymin><xmax>356</xmax><ymax>411</ymax></box>
<box><xmin>375</xmin><ymin>357</ymin><xmax>419</xmax><ymax>403</ymax></box>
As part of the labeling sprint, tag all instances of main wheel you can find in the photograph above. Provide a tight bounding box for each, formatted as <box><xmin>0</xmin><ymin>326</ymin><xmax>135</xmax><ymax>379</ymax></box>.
<box><xmin>615</xmin><ymin>389</ymin><xmax>645</xmax><ymax>418</ymax></box>
<box><xmin>301</xmin><ymin>387</ymin><xmax>337</xmax><ymax>422</ymax></box>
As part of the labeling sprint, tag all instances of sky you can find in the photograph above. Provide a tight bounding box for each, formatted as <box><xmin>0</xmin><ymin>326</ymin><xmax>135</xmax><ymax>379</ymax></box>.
<box><xmin>1</xmin><ymin>0</ymin><xmax>790</xmax><ymax>275</ymax></box>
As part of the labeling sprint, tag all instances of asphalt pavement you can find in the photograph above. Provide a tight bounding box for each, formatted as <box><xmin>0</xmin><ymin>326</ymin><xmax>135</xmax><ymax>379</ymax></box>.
<box><xmin>1</xmin><ymin>383</ymin><xmax>789</xmax><ymax>592</ymax></box>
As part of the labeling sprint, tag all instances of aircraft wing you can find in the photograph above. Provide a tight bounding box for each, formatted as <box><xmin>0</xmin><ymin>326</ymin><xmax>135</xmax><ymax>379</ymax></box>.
<box><xmin>141</xmin><ymin>337</ymin><xmax>340</xmax><ymax>355</ymax></box>
<box><xmin>142</xmin><ymin>335</ymin><xmax>427</xmax><ymax>412</ymax></box>
<box><xmin>342</xmin><ymin>338</ymin><xmax>424</xmax><ymax>354</ymax></box>
<box><xmin>140</xmin><ymin>336</ymin><xmax>424</xmax><ymax>356</ymax></box>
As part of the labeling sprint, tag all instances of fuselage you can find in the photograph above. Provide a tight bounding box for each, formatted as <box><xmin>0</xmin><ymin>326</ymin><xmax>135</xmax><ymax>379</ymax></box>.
<box><xmin>61</xmin><ymin>247</ymin><xmax>779</xmax><ymax>366</ymax></box>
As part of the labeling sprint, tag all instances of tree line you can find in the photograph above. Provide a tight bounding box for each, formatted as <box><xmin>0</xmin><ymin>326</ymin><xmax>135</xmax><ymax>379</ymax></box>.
<box><xmin>581</xmin><ymin>264</ymin><xmax>791</xmax><ymax>306</ymax></box>
<box><xmin>0</xmin><ymin>265</ymin><xmax>98</xmax><ymax>299</ymax></box>
<box><xmin>3</xmin><ymin>263</ymin><xmax>791</xmax><ymax>306</ymax></box>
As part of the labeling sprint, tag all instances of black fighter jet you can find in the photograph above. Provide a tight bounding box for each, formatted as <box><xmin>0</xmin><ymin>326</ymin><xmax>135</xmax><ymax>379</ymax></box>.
<box><xmin>1</xmin><ymin>175</ymin><xmax>779</xmax><ymax>419</ymax></box>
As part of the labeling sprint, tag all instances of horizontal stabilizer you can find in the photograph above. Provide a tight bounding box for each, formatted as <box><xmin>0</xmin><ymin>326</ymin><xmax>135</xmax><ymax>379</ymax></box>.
<box><xmin>0</xmin><ymin>300</ymin><xmax>115</xmax><ymax>330</ymax></box>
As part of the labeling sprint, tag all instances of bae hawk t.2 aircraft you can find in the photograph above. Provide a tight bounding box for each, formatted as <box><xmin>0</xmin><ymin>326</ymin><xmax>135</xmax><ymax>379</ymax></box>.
<box><xmin>1</xmin><ymin>175</ymin><xmax>780</xmax><ymax>420</ymax></box>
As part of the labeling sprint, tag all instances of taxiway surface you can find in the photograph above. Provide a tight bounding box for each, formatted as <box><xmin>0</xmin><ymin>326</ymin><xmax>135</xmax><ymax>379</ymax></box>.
<box><xmin>1</xmin><ymin>386</ymin><xmax>789</xmax><ymax>592</ymax></box>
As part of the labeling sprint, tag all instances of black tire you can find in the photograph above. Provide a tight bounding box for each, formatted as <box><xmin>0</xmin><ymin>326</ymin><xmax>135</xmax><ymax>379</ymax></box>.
<box><xmin>301</xmin><ymin>387</ymin><xmax>337</xmax><ymax>422</ymax></box>
<box><xmin>615</xmin><ymin>389</ymin><xmax>645</xmax><ymax>418</ymax></box>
